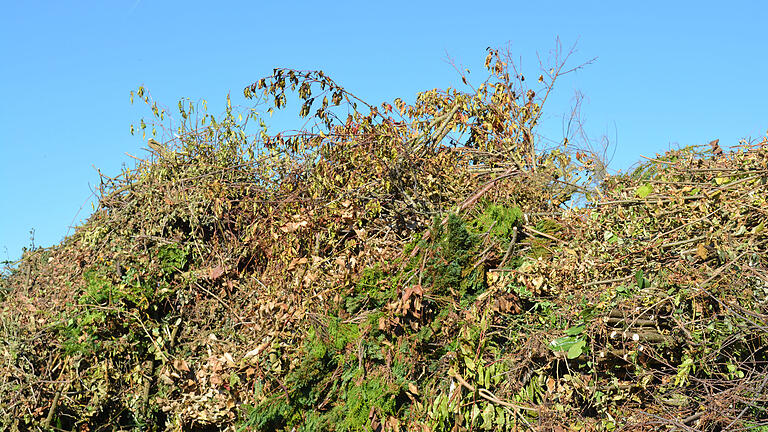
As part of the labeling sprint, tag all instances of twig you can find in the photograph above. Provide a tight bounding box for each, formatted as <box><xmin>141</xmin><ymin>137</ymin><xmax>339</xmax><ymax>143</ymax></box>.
<box><xmin>141</xmin><ymin>359</ymin><xmax>154</xmax><ymax>418</ymax></box>
<box><xmin>499</xmin><ymin>226</ymin><xmax>519</xmax><ymax>268</ymax></box>
<box><xmin>430</xmin><ymin>104</ymin><xmax>462</xmax><ymax>147</ymax></box>
<box><xmin>698</xmin><ymin>251</ymin><xmax>746</xmax><ymax>289</ymax></box>
<box><xmin>42</xmin><ymin>386</ymin><xmax>63</xmax><ymax>428</ymax></box>
<box><xmin>43</xmin><ymin>358</ymin><xmax>70</xmax><ymax>428</ymax></box>
<box><xmin>523</xmin><ymin>225</ymin><xmax>565</xmax><ymax>244</ymax></box>
<box><xmin>649</xmin><ymin>211</ymin><xmax>717</xmax><ymax>244</ymax></box>
<box><xmin>660</xmin><ymin>235</ymin><xmax>707</xmax><ymax>250</ymax></box>
<box><xmin>640</xmin><ymin>155</ymin><xmax>676</xmax><ymax>165</ymax></box>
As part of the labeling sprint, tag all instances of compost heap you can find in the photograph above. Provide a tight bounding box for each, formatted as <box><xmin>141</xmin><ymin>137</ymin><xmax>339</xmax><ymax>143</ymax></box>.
<box><xmin>2</xmin><ymin>60</ymin><xmax>768</xmax><ymax>431</ymax></box>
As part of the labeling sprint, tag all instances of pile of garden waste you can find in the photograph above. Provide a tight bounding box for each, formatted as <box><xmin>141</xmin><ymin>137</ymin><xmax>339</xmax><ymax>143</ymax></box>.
<box><xmin>2</xmin><ymin>50</ymin><xmax>767</xmax><ymax>431</ymax></box>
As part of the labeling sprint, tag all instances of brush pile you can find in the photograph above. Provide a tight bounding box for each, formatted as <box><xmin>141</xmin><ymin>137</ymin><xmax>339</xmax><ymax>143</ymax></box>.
<box><xmin>2</xmin><ymin>50</ymin><xmax>767</xmax><ymax>431</ymax></box>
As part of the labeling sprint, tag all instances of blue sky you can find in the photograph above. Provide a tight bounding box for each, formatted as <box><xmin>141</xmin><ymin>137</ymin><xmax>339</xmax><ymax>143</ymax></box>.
<box><xmin>1</xmin><ymin>1</ymin><xmax>766</xmax><ymax>263</ymax></box>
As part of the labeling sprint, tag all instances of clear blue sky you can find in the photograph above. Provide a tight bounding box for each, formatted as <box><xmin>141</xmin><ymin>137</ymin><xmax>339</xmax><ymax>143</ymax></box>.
<box><xmin>1</xmin><ymin>1</ymin><xmax>766</xmax><ymax>263</ymax></box>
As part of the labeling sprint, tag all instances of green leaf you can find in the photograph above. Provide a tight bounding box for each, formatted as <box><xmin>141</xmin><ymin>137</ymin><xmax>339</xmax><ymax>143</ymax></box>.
<box><xmin>464</xmin><ymin>356</ymin><xmax>476</xmax><ymax>371</ymax></box>
<box><xmin>566</xmin><ymin>340</ymin><xmax>586</xmax><ymax>359</ymax></box>
<box><xmin>481</xmin><ymin>403</ymin><xmax>495</xmax><ymax>428</ymax></box>
<box><xmin>635</xmin><ymin>269</ymin><xmax>649</xmax><ymax>289</ymax></box>
<box><xmin>495</xmin><ymin>406</ymin><xmax>506</xmax><ymax>426</ymax></box>
<box><xmin>440</xmin><ymin>394</ymin><xmax>449</xmax><ymax>418</ymax></box>
<box><xmin>548</xmin><ymin>335</ymin><xmax>587</xmax><ymax>359</ymax></box>
<box><xmin>471</xmin><ymin>404</ymin><xmax>481</xmax><ymax>424</ymax></box>
<box><xmin>603</xmin><ymin>230</ymin><xmax>619</xmax><ymax>244</ymax></box>
<box><xmin>565</xmin><ymin>324</ymin><xmax>585</xmax><ymax>336</ymax></box>
<box><xmin>636</xmin><ymin>184</ymin><xmax>653</xmax><ymax>198</ymax></box>
<box><xmin>548</xmin><ymin>335</ymin><xmax>579</xmax><ymax>351</ymax></box>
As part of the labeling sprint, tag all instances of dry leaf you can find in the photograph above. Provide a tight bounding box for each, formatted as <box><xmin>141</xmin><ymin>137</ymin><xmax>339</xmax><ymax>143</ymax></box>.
<box><xmin>173</xmin><ymin>358</ymin><xmax>190</xmax><ymax>372</ymax></box>
<box><xmin>244</xmin><ymin>340</ymin><xmax>271</xmax><ymax>362</ymax></box>
<box><xmin>287</xmin><ymin>257</ymin><xmax>309</xmax><ymax>271</ymax></box>
<box><xmin>696</xmin><ymin>243</ymin><xmax>708</xmax><ymax>260</ymax></box>
<box><xmin>280</xmin><ymin>220</ymin><xmax>308</xmax><ymax>233</ymax></box>
<box><xmin>709</xmin><ymin>138</ymin><xmax>723</xmax><ymax>155</ymax></box>
<box><xmin>222</xmin><ymin>352</ymin><xmax>235</xmax><ymax>367</ymax></box>
<box><xmin>547</xmin><ymin>377</ymin><xmax>557</xmax><ymax>393</ymax></box>
<box><xmin>209</xmin><ymin>266</ymin><xmax>225</xmax><ymax>280</ymax></box>
<box><xmin>210</xmin><ymin>374</ymin><xmax>223</xmax><ymax>387</ymax></box>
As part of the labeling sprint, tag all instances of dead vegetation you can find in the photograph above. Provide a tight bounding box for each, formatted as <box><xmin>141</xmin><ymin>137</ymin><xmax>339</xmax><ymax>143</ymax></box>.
<box><xmin>1</xmin><ymin>46</ymin><xmax>768</xmax><ymax>431</ymax></box>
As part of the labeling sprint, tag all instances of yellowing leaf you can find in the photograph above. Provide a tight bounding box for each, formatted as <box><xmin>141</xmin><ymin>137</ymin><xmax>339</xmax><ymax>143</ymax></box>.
<box><xmin>752</xmin><ymin>221</ymin><xmax>765</xmax><ymax>234</ymax></box>
<box><xmin>464</xmin><ymin>356</ymin><xmax>476</xmax><ymax>371</ymax></box>
<box><xmin>696</xmin><ymin>243</ymin><xmax>708</xmax><ymax>259</ymax></box>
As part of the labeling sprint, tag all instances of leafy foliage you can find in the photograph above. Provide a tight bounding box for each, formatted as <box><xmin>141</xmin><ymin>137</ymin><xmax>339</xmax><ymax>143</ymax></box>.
<box><xmin>2</xmin><ymin>45</ymin><xmax>768</xmax><ymax>432</ymax></box>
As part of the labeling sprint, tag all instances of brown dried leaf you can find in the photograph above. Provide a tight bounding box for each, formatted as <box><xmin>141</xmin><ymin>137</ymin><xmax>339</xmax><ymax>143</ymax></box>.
<box><xmin>281</xmin><ymin>220</ymin><xmax>308</xmax><ymax>233</ymax></box>
<box><xmin>288</xmin><ymin>257</ymin><xmax>308</xmax><ymax>270</ymax></box>
<box><xmin>209</xmin><ymin>266</ymin><xmax>225</xmax><ymax>280</ymax></box>
<box><xmin>173</xmin><ymin>358</ymin><xmax>190</xmax><ymax>372</ymax></box>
